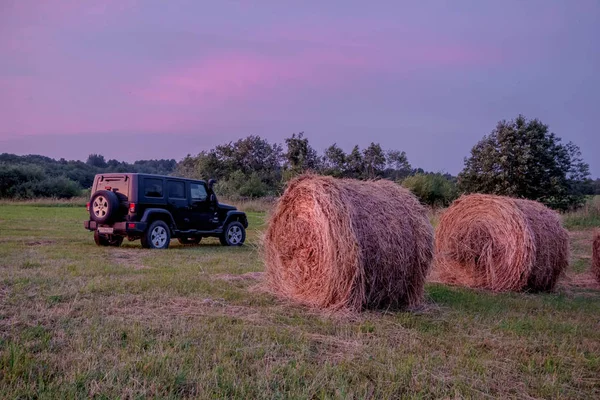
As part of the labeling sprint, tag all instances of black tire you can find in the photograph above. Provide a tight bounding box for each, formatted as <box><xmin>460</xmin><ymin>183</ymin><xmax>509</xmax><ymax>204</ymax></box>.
<box><xmin>178</xmin><ymin>237</ymin><xmax>202</xmax><ymax>245</ymax></box>
<box><xmin>89</xmin><ymin>190</ymin><xmax>120</xmax><ymax>224</ymax></box>
<box><xmin>141</xmin><ymin>220</ymin><xmax>171</xmax><ymax>249</ymax></box>
<box><xmin>220</xmin><ymin>222</ymin><xmax>246</xmax><ymax>246</ymax></box>
<box><xmin>94</xmin><ymin>230</ymin><xmax>124</xmax><ymax>247</ymax></box>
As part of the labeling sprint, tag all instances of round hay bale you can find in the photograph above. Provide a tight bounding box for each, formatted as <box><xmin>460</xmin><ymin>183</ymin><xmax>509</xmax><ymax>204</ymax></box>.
<box><xmin>434</xmin><ymin>194</ymin><xmax>569</xmax><ymax>292</ymax></box>
<box><xmin>264</xmin><ymin>174</ymin><xmax>434</xmax><ymax>311</ymax></box>
<box><xmin>593</xmin><ymin>231</ymin><xmax>600</xmax><ymax>284</ymax></box>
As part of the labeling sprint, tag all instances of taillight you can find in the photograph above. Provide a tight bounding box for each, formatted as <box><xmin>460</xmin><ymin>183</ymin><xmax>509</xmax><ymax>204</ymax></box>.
<box><xmin>86</xmin><ymin>202</ymin><xmax>90</xmax><ymax>211</ymax></box>
<box><xmin>128</xmin><ymin>223</ymin><xmax>136</xmax><ymax>229</ymax></box>
<box><xmin>129</xmin><ymin>203</ymin><xmax>136</xmax><ymax>213</ymax></box>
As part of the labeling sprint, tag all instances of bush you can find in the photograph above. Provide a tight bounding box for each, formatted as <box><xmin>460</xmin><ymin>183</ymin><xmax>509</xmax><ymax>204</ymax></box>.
<box><xmin>215</xmin><ymin>171</ymin><xmax>271</xmax><ymax>199</ymax></box>
<box><xmin>18</xmin><ymin>177</ymin><xmax>82</xmax><ymax>199</ymax></box>
<box><xmin>0</xmin><ymin>165</ymin><xmax>45</xmax><ymax>198</ymax></box>
<box><xmin>402</xmin><ymin>173</ymin><xmax>458</xmax><ymax>207</ymax></box>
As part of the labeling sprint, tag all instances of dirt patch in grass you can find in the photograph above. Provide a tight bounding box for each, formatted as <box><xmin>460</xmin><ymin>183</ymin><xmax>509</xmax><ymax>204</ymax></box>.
<box><xmin>25</xmin><ymin>240</ymin><xmax>55</xmax><ymax>246</ymax></box>
<box><xmin>305</xmin><ymin>332</ymin><xmax>363</xmax><ymax>363</ymax></box>
<box><xmin>110</xmin><ymin>249</ymin><xmax>150</xmax><ymax>270</ymax></box>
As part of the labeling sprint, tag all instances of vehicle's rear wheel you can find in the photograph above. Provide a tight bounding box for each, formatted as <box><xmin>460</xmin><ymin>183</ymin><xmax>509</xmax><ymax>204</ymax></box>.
<box><xmin>141</xmin><ymin>220</ymin><xmax>171</xmax><ymax>249</ymax></box>
<box><xmin>89</xmin><ymin>190</ymin><xmax>120</xmax><ymax>224</ymax></box>
<box><xmin>94</xmin><ymin>230</ymin><xmax>124</xmax><ymax>247</ymax></box>
<box><xmin>220</xmin><ymin>222</ymin><xmax>245</xmax><ymax>246</ymax></box>
<box><xmin>178</xmin><ymin>237</ymin><xmax>202</xmax><ymax>245</ymax></box>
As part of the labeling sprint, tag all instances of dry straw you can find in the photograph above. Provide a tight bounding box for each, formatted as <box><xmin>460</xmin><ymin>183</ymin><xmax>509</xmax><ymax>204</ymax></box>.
<box><xmin>593</xmin><ymin>231</ymin><xmax>600</xmax><ymax>284</ymax></box>
<box><xmin>434</xmin><ymin>194</ymin><xmax>569</xmax><ymax>292</ymax></box>
<box><xmin>264</xmin><ymin>174</ymin><xmax>434</xmax><ymax>311</ymax></box>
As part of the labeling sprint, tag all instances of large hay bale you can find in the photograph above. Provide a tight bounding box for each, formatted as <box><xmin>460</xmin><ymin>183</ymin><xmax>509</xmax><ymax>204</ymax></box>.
<box><xmin>264</xmin><ymin>175</ymin><xmax>434</xmax><ymax>311</ymax></box>
<box><xmin>434</xmin><ymin>194</ymin><xmax>569</xmax><ymax>292</ymax></box>
<box><xmin>593</xmin><ymin>231</ymin><xmax>600</xmax><ymax>284</ymax></box>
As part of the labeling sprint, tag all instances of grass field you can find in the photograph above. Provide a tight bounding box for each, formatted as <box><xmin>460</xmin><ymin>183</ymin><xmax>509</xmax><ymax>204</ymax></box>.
<box><xmin>1</xmin><ymin>204</ymin><xmax>599</xmax><ymax>399</ymax></box>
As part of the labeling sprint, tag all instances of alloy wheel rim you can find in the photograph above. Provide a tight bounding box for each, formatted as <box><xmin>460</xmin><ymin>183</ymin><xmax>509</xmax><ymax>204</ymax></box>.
<box><xmin>151</xmin><ymin>226</ymin><xmax>168</xmax><ymax>247</ymax></box>
<box><xmin>92</xmin><ymin>196</ymin><xmax>108</xmax><ymax>218</ymax></box>
<box><xmin>227</xmin><ymin>226</ymin><xmax>242</xmax><ymax>244</ymax></box>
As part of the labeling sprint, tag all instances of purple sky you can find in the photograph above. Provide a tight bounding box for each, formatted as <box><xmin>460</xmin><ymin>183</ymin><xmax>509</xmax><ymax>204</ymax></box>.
<box><xmin>1</xmin><ymin>0</ymin><xmax>599</xmax><ymax>177</ymax></box>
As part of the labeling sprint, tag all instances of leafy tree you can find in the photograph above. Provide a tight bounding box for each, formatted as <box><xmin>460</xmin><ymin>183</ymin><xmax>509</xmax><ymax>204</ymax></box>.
<box><xmin>322</xmin><ymin>144</ymin><xmax>347</xmax><ymax>177</ymax></box>
<box><xmin>221</xmin><ymin>135</ymin><xmax>283</xmax><ymax>177</ymax></box>
<box><xmin>564</xmin><ymin>142</ymin><xmax>594</xmax><ymax>202</ymax></box>
<box><xmin>458</xmin><ymin>115</ymin><xmax>591</xmax><ymax>210</ymax></box>
<box><xmin>216</xmin><ymin>170</ymin><xmax>270</xmax><ymax>199</ymax></box>
<box><xmin>402</xmin><ymin>173</ymin><xmax>458</xmax><ymax>207</ymax></box>
<box><xmin>592</xmin><ymin>179</ymin><xmax>600</xmax><ymax>195</ymax></box>
<box><xmin>284</xmin><ymin>132</ymin><xmax>320</xmax><ymax>175</ymax></box>
<box><xmin>385</xmin><ymin>150</ymin><xmax>412</xmax><ymax>180</ymax></box>
<box><xmin>363</xmin><ymin>143</ymin><xmax>387</xmax><ymax>179</ymax></box>
<box><xmin>175</xmin><ymin>136</ymin><xmax>283</xmax><ymax>196</ymax></box>
<box><xmin>86</xmin><ymin>154</ymin><xmax>107</xmax><ymax>168</ymax></box>
<box><xmin>133</xmin><ymin>159</ymin><xmax>177</xmax><ymax>175</ymax></box>
<box><xmin>174</xmin><ymin>154</ymin><xmax>202</xmax><ymax>179</ymax></box>
<box><xmin>0</xmin><ymin>165</ymin><xmax>44</xmax><ymax>198</ymax></box>
<box><xmin>345</xmin><ymin>145</ymin><xmax>364</xmax><ymax>179</ymax></box>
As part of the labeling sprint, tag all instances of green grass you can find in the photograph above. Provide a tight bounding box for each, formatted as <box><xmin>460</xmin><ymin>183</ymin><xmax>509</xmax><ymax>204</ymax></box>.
<box><xmin>0</xmin><ymin>204</ymin><xmax>599</xmax><ymax>398</ymax></box>
<box><xmin>563</xmin><ymin>196</ymin><xmax>600</xmax><ymax>229</ymax></box>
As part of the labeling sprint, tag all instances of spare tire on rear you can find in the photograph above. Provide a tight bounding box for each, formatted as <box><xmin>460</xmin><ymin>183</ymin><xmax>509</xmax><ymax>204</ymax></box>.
<box><xmin>90</xmin><ymin>190</ymin><xmax>120</xmax><ymax>224</ymax></box>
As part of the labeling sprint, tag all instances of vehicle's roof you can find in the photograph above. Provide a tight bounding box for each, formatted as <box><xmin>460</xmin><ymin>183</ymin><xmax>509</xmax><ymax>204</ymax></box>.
<box><xmin>96</xmin><ymin>173</ymin><xmax>205</xmax><ymax>183</ymax></box>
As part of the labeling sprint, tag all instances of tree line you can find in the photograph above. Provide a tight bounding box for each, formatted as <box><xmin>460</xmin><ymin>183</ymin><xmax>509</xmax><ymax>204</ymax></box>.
<box><xmin>174</xmin><ymin>132</ymin><xmax>443</xmax><ymax>200</ymax></box>
<box><xmin>0</xmin><ymin>115</ymin><xmax>597</xmax><ymax>209</ymax></box>
<box><xmin>0</xmin><ymin>153</ymin><xmax>176</xmax><ymax>199</ymax></box>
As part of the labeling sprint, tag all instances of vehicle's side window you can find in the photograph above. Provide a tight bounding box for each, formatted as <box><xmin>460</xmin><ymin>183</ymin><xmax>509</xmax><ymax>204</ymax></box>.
<box><xmin>144</xmin><ymin>178</ymin><xmax>164</xmax><ymax>198</ymax></box>
<box><xmin>167</xmin><ymin>181</ymin><xmax>185</xmax><ymax>199</ymax></box>
<box><xmin>190</xmin><ymin>183</ymin><xmax>207</xmax><ymax>202</ymax></box>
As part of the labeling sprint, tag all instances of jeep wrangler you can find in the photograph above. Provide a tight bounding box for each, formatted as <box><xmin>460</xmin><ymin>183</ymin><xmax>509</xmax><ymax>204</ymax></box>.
<box><xmin>84</xmin><ymin>173</ymin><xmax>248</xmax><ymax>249</ymax></box>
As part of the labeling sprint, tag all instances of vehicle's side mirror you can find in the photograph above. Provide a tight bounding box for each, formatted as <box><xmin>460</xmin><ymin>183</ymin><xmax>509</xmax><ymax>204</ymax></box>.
<box><xmin>210</xmin><ymin>194</ymin><xmax>216</xmax><ymax>203</ymax></box>
<box><xmin>208</xmin><ymin>179</ymin><xmax>216</xmax><ymax>190</ymax></box>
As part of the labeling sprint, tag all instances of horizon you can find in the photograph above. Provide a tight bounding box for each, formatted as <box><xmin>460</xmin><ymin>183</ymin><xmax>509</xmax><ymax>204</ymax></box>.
<box><xmin>1</xmin><ymin>1</ymin><xmax>599</xmax><ymax>177</ymax></box>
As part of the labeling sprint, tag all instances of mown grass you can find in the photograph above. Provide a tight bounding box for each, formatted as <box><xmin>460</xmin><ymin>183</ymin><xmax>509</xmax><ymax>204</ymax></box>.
<box><xmin>1</xmin><ymin>204</ymin><xmax>599</xmax><ymax>398</ymax></box>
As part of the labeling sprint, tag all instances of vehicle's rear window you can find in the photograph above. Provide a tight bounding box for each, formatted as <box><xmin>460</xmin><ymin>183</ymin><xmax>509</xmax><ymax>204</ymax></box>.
<box><xmin>144</xmin><ymin>178</ymin><xmax>164</xmax><ymax>198</ymax></box>
<box><xmin>96</xmin><ymin>175</ymin><xmax>130</xmax><ymax>198</ymax></box>
<box><xmin>168</xmin><ymin>181</ymin><xmax>185</xmax><ymax>199</ymax></box>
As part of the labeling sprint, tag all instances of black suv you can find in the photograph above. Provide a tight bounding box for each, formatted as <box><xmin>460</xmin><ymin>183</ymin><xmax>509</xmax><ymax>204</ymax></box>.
<box><xmin>84</xmin><ymin>173</ymin><xmax>248</xmax><ymax>249</ymax></box>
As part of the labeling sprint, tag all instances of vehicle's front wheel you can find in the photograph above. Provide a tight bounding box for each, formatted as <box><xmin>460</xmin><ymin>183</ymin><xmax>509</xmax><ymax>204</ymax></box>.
<box><xmin>178</xmin><ymin>237</ymin><xmax>202</xmax><ymax>245</ymax></box>
<box><xmin>220</xmin><ymin>222</ymin><xmax>245</xmax><ymax>246</ymax></box>
<box><xmin>141</xmin><ymin>220</ymin><xmax>171</xmax><ymax>249</ymax></box>
<box><xmin>94</xmin><ymin>231</ymin><xmax>124</xmax><ymax>247</ymax></box>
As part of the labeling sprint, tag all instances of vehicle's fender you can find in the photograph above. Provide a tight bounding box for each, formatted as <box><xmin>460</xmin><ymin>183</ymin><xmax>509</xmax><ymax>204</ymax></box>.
<box><xmin>224</xmin><ymin>211</ymin><xmax>248</xmax><ymax>228</ymax></box>
<box><xmin>140</xmin><ymin>208</ymin><xmax>177</xmax><ymax>230</ymax></box>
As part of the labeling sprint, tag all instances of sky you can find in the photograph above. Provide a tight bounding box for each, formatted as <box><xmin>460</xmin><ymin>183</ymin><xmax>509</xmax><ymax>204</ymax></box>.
<box><xmin>1</xmin><ymin>0</ymin><xmax>599</xmax><ymax>177</ymax></box>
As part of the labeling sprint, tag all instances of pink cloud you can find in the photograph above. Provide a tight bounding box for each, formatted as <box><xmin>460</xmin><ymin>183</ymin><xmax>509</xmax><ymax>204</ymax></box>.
<box><xmin>1</xmin><ymin>8</ymin><xmax>509</xmax><ymax>138</ymax></box>
<box><xmin>135</xmin><ymin>36</ymin><xmax>503</xmax><ymax>109</ymax></box>
<box><xmin>0</xmin><ymin>75</ymin><xmax>190</xmax><ymax>137</ymax></box>
<box><xmin>135</xmin><ymin>50</ymin><xmax>371</xmax><ymax>107</ymax></box>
